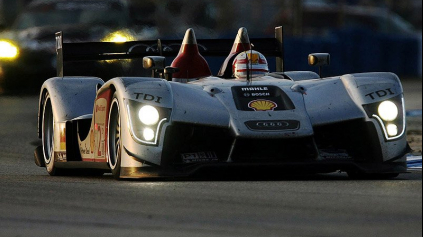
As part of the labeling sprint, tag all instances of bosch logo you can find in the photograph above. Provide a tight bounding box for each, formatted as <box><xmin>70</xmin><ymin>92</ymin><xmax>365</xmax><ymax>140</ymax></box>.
<box><xmin>256</xmin><ymin>121</ymin><xmax>290</xmax><ymax>128</ymax></box>
<box><xmin>244</xmin><ymin>93</ymin><xmax>251</xmax><ymax>97</ymax></box>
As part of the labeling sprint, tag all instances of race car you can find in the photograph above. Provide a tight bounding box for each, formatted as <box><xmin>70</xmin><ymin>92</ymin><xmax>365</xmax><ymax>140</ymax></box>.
<box><xmin>34</xmin><ymin>26</ymin><xmax>410</xmax><ymax>179</ymax></box>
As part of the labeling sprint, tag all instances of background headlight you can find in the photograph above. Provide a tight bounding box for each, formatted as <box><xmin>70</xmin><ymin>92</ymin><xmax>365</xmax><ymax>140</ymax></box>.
<box><xmin>102</xmin><ymin>30</ymin><xmax>136</xmax><ymax>43</ymax></box>
<box><xmin>139</xmin><ymin>105</ymin><xmax>160</xmax><ymax>125</ymax></box>
<box><xmin>378</xmin><ymin>101</ymin><xmax>399</xmax><ymax>122</ymax></box>
<box><xmin>0</xmin><ymin>41</ymin><xmax>19</xmax><ymax>59</ymax></box>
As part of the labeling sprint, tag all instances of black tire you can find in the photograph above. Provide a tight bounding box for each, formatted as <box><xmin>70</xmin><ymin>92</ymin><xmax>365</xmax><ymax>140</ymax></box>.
<box><xmin>108</xmin><ymin>95</ymin><xmax>122</xmax><ymax>180</ymax></box>
<box><xmin>42</xmin><ymin>93</ymin><xmax>66</xmax><ymax>176</ymax></box>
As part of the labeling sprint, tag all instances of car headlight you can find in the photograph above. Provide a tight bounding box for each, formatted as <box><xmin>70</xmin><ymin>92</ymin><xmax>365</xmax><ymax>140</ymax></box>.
<box><xmin>363</xmin><ymin>96</ymin><xmax>405</xmax><ymax>141</ymax></box>
<box><xmin>126</xmin><ymin>100</ymin><xmax>171</xmax><ymax>146</ymax></box>
<box><xmin>139</xmin><ymin>105</ymin><xmax>160</xmax><ymax>126</ymax></box>
<box><xmin>143</xmin><ymin>128</ymin><xmax>156</xmax><ymax>141</ymax></box>
<box><xmin>378</xmin><ymin>101</ymin><xmax>399</xmax><ymax>122</ymax></box>
<box><xmin>386</xmin><ymin>124</ymin><xmax>399</xmax><ymax>137</ymax></box>
<box><xmin>0</xmin><ymin>40</ymin><xmax>19</xmax><ymax>59</ymax></box>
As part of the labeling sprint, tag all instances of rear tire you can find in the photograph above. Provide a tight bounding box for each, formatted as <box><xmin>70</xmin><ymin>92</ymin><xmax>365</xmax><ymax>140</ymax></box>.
<box><xmin>108</xmin><ymin>95</ymin><xmax>122</xmax><ymax>180</ymax></box>
<box><xmin>42</xmin><ymin>93</ymin><xmax>65</xmax><ymax>176</ymax></box>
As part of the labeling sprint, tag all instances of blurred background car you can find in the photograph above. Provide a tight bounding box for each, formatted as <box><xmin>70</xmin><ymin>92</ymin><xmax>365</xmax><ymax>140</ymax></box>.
<box><xmin>0</xmin><ymin>0</ymin><xmax>135</xmax><ymax>92</ymax></box>
<box><xmin>301</xmin><ymin>2</ymin><xmax>417</xmax><ymax>36</ymax></box>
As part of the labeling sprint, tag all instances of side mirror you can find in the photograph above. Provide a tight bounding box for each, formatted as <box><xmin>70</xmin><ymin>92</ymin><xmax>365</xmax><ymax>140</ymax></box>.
<box><xmin>308</xmin><ymin>53</ymin><xmax>331</xmax><ymax>67</ymax></box>
<box><xmin>308</xmin><ymin>53</ymin><xmax>331</xmax><ymax>78</ymax></box>
<box><xmin>143</xmin><ymin>56</ymin><xmax>166</xmax><ymax>78</ymax></box>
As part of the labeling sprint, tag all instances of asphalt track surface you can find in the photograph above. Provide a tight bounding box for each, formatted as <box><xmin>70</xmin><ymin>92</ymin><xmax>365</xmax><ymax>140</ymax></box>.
<box><xmin>0</xmin><ymin>85</ymin><xmax>422</xmax><ymax>237</ymax></box>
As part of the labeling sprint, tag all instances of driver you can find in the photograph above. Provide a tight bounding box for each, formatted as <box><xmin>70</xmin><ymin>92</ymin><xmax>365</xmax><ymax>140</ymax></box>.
<box><xmin>232</xmin><ymin>50</ymin><xmax>269</xmax><ymax>79</ymax></box>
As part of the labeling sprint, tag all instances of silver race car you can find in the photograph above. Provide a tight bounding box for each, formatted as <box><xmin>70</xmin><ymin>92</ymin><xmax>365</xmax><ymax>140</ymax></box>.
<box><xmin>34</xmin><ymin>26</ymin><xmax>410</xmax><ymax>179</ymax></box>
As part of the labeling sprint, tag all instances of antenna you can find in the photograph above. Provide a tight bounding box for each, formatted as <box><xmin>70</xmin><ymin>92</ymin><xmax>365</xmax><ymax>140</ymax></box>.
<box><xmin>246</xmin><ymin>51</ymin><xmax>250</xmax><ymax>84</ymax></box>
<box><xmin>234</xmin><ymin>29</ymin><xmax>252</xmax><ymax>84</ymax></box>
<box><xmin>248</xmin><ymin>43</ymin><xmax>255</xmax><ymax>85</ymax></box>
<box><xmin>233</xmin><ymin>29</ymin><xmax>251</xmax><ymax>84</ymax></box>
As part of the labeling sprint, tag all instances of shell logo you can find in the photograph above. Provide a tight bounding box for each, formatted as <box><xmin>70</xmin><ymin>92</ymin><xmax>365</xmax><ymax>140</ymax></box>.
<box><xmin>248</xmin><ymin>100</ymin><xmax>278</xmax><ymax>111</ymax></box>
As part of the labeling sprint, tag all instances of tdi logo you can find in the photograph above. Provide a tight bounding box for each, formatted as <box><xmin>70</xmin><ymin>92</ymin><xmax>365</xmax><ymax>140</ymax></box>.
<box><xmin>366</xmin><ymin>88</ymin><xmax>395</xmax><ymax>100</ymax></box>
<box><xmin>134</xmin><ymin>93</ymin><xmax>163</xmax><ymax>104</ymax></box>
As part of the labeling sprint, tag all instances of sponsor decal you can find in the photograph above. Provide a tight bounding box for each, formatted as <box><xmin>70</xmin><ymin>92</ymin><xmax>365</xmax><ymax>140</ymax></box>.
<box><xmin>54</xmin><ymin>152</ymin><xmax>67</xmax><ymax>162</ymax></box>
<box><xmin>244</xmin><ymin>92</ymin><xmax>271</xmax><ymax>97</ymax></box>
<box><xmin>94</xmin><ymin>98</ymin><xmax>107</xmax><ymax>159</ymax></box>
<box><xmin>90</xmin><ymin>129</ymin><xmax>95</xmax><ymax>154</ymax></box>
<box><xmin>96</xmin><ymin>105</ymin><xmax>106</xmax><ymax>113</ymax></box>
<box><xmin>241</xmin><ymin>87</ymin><xmax>269</xmax><ymax>92</ymax></box>
<box><xmin>134</xmin><ymin>93</ymin><xmax>163</xmax><ymax>104</ymax></box>
<box><xmin>319</xmin><ymin>149</ymin><xmax>352</xmax><ymax>160</ymax></box>
<box><xmin>80</xmin><ymin>145</ymin><xmax>91</xmax><ymax>155</ymax></box>
<box><xmin>248</xmin><ymin>100</ymin><xmax>278</xmax><ymax>111</ymax></box>
<box><xmin>365</xmin><ymin>88</ymin><xmax>395</xmax><ymax>100</ymax></box>
<box><xmin>60</xmin><ymin>128</ymin><xmax>66</xmax><ymax>151</ymax></box>
<box><xmin>232</xmin><ymin>86</ymin><xmax>296</xmax><ymax>111</ymax></box>
<box><xmin>245</xmin><ymin>120</ymin><xmax>300</xmax><ymax>131</ymax></box>
<box><xmin>181</xmin><ymin>152</ymin><xmax>218</xmax><ymax>164</ymax></box>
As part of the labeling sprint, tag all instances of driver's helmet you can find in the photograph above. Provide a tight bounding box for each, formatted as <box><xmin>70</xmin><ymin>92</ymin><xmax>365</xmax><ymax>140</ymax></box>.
<box><xmin>232</xmin><ymin>50</ymin><xmax>269</xmax><ymax>79</ymax></box>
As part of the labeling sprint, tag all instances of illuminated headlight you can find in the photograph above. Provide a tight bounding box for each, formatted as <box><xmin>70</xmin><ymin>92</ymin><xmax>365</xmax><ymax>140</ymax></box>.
<box><xmin>387</xmin><ymin>124</ymin><xmax>399</xmax><ymax>137</ymax></box>
<box><xmin>139</xmin><ymin>105</ymin><xmax>160</xmax><ymax>126</ymax></box>
<box><xmin>363</xmin><ymin>96</ymin><xmax>405</xmax><ymax>141</ymax></box>
<box><xmin>126</xmin><ymin>100</ymin><xmax>171</xmax><ymax>146</ymax></box>
<box><xmin>378</xmin><ymin>101</ymin><xmax>399</xmax><ymax>122</ymax></box>
<box><xmin>143</xmin><ymin>128</ymin><xmax>156</xmax><ymax>141</ymax></box>
<box><xmin>0</xmin><ymin>41</ymin><xmax>19</xmax><ymax>59</ymax></box>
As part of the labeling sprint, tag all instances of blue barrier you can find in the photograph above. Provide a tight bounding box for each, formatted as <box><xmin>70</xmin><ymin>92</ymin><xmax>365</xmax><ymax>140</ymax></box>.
<box><xmin>204</xmin><ymin>30</ymin><xmax>422</xmax><ymax>78</ymax></box>
<box><xmin>283</xmin><ymin>29</ymin><xmax>422</xmax><ymax>77</ymax></box>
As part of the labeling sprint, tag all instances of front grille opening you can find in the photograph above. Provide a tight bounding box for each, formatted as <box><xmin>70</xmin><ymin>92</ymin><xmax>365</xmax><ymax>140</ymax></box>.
<box><xmin>230</xmin><ymin>137</ymin><xmax>318</xmax><ymax>162</ymax></box>
<box><xmin>313</xmin><ymin>119</ymin><xmax>383</xmax><ymax>162</ymax></box>
<box><xmin>162</xmin><ymin>123</ymin><xmax>233</xmax><ymax>165</ymax></box>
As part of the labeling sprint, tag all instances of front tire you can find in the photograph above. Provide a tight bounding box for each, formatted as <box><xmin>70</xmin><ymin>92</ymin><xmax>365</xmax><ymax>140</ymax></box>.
<box><xmin>108</xmin><ymin>96</ymin><xmax>122</xmax><ymax>180</ymax></box>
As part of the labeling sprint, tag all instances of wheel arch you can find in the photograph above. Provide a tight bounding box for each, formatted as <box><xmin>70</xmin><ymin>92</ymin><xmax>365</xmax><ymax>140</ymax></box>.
<box><xmin>38</xmin><ymin>77</ymin><xmax>104</xmax><ymax>120</ymax></box>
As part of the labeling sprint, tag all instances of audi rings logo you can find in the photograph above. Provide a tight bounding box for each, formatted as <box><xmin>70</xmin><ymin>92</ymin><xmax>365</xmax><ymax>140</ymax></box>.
<box><xmin>245</xmin><ymin>120</ymin><xmax>300</xmax><ymax>131</ymax></box>
<box><xmin>256</xmin><ymin>121</ymin><xmax>290</xmax><ymax>128</ymax></box>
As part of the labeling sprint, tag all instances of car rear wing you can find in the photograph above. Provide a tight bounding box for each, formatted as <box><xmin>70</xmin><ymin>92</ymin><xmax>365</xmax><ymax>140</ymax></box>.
<box><xmin>56</xmin><ymin>27</ymin><xmax>285</xmax><ymax>77</ymax></box>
